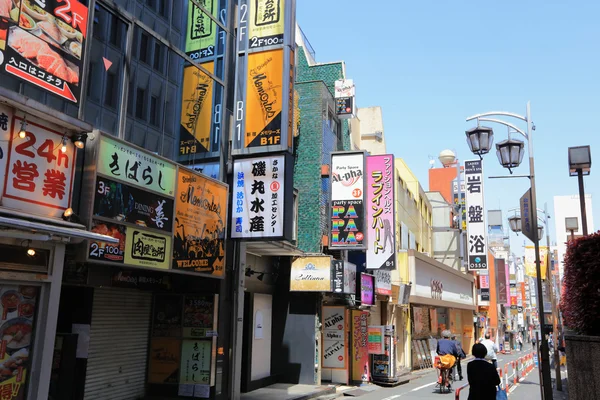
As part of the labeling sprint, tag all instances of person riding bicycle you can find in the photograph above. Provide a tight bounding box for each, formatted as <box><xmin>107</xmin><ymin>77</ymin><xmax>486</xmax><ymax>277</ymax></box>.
<box><xmin>436</xmin><ymin>330</ymin><xmax>460</xmax><ymax>389</ymax></box>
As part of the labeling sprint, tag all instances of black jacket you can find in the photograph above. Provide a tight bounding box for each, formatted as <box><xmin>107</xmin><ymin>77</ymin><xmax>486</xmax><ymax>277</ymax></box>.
<box><xmin>455</xmin><ymin>340</ymin><xmax>467</xmax><ymax>358</ymax></box>
<box><xmin>467</xmin><ymin>359</ymin><xmax>501</xmax><ymax>400</ymax></box>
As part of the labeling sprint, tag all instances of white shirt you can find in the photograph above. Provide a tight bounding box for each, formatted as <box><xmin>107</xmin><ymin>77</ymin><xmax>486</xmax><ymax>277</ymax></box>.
<box><xmin>480</xmin><ymin>339</ymin><xmax>498</xmax><ymax>360</ymax></box>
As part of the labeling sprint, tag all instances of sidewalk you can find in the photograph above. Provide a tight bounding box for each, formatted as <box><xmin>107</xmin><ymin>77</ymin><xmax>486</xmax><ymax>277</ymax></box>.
<box><xmin>240</xmin><ymin>384</ymin><xmax>337</xmax><ymax>400</ymax></box>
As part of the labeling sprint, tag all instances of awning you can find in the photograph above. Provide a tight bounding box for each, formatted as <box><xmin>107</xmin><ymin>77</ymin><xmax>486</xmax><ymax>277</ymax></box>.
<box><xmin>245</xmin><ymin>241</ymin><xmax>305</xmax><ymax>257</ymax></box>
<box><xmin>0</xmin><ymin>215</ymin><xmax>119</xmax><ymax>244</ymax></box>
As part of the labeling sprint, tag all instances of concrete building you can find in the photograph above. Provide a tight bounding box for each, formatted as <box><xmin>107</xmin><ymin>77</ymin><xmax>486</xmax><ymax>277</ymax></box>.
<box><xmin>553</xmin><ymin>195</ymin><xmax>594</xmax><ymax>277</ymax></box>
<box><xmin>349</xmin><ymin>106</ymin><xmax>387</xmax><ymax>154</ymax></box>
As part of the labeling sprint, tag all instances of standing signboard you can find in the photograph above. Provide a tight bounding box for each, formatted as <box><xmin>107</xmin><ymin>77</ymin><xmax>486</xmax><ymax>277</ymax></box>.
<box><xmin>230</xmin><ymin>154</ymin><xmax>293</xmax><ymax>240</ymax></box>
<box><xmin>465</xmin><ymin>160</ymin><xmax>488</xmax><ymax>271</ymax></box>
<box><xmin>0</xmin><ymin>0</ymin><xmax>89</xmax><ymax>103</ymax></box>
<box><xmin>322</xmin><ymin>306</ymin><xmax>346</xmax><ymax>369</ymax></box>
<box><xmin>366</xmin><ymin>155</ymin><xmax>396</xmax><ymax>270</ymax></box>
<box><xmin>330</xmin><ymin>152</ymin><xmax>366</xmax><ymax>249</ymax></box>
<box><xmin>367</xmin><ymin>326</ymin><xmax>384</xmax><ymax>355</ymax></box>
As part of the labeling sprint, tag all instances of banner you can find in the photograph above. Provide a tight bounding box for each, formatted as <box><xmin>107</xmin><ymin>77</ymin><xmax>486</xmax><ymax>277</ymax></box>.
<box><xmin>524</xmin><ymin>246</ymin><xmax>548</xmax><ymax>278</ymax></box>
<box><xmin>351</xmin><ymin>310</ymin><xmax>369</xmax><ymax>382</ymax></box>
<box><xmin>465</xmin><ymin>160</ymin><xmax>488</xmax><ymax>271</ymax></box>
<box><xmin>185</xmin><ymin>0</ymin><xmax>217</xmax><ymax>60</ymax></box>
<box><xmin>173</xmin><ymin>168</ymin><xmax>227</xmax><ymax>277</ymax></box>
<box><xmin>322</xmin><ymin>306</ymin><xmax>346</xmax><ymax>369</ymax></box>
<box><xmin>330</xmin><ymin>152</ymin><xmax>366</xmax><ymax>249</ymax></box>
<box><xmin>290</xmin><ymin>256</ymin><xmax>332</xmax><ymax>292</ymax></box>
<box><xmin>0</xmin><ymin>0</ymin><xmax>89</xmax><ymax>103</ymax></box>
<box><xmin>249</xmin><ymin>0</ymin><xmax>285</xmax><ymax>49</ymax></box>
<box><xmin>366</xmin><ymin>155</ymin><xmax>395</xmax><ymax>270</ymax></box>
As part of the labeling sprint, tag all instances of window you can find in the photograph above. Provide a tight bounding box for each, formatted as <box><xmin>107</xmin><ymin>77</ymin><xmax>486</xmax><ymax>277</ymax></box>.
<box><xmin>150</xmin><ymin>96</ymin><xmax>159</xmax><ymax>126</ymax></box>
<box><xmin>104</xmin><ymin>71</ymin><xmax>118</xmax><ymax>108</ymax></box>
<box><xmin>136</xmin><ymin>88</ymin><xmax>146</xmax><ymax>120</ymax></box>
<box><xmin>153</xmin><ymin>42</ymin><xmax>163</xmax><ymax>72</ymax></box>
<box><xmin>140</xmin><ymin>33</ymin><xmax>149</xmax><ymax>63</ymax></box>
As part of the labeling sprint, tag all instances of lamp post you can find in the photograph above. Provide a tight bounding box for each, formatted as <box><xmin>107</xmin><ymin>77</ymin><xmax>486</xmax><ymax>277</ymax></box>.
<box><xmin>565</xmin><ymin>217</ymin><xmax>579</xmax><ymax>242</ymax></box>
<box><xmin>568</xmin><ymin>146</ymin><xmax>591</xmax><ymax>236</ymax></box>
<box><xmin>465</xmin><ymin>102</ymin><xmax>554</xmax><ymax>400</ymax></box>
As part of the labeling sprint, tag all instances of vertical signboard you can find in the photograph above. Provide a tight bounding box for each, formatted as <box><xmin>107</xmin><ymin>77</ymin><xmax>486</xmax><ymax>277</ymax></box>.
<box><xmin>185</xmin><ymin>0</ymin><xmax>217</xmax><ymax>60</ymax></box>
<box><xmin>367</xmin><ymin>326</ymin><xmax>385</xmax><ymax>355</ymax></box>
<box><xmin>248</xmin><ymin>0</ymin><xmax>285</xmax><ymax>49</ymax></box>
<box><xmin>524</xmin><ymin>246</ymin><xmax>548</xmax><ymax>278</ymax></box>
<box><xmin>359</xmin><ymin>273</ymin><xmax>374</xmax><ymax>306</ymax></box>
<box><xmin>334</xmin><ymin>79</ymin><xmax>356</xmax><ymax>119</ymax></box>
<box><xmin>0</xmin><ymin>0</ymin><xmax>89</xmax><ymax>103</ymax></box>
<box><xmin>520</xmin><ymin>189</ymin><xmax>536</xmax><ymax>243</ymax></box>
<box><xmin>330</xmin><ymin>152</ymin><xmax>366</xmax><ymax>249</ymax></box>
<box><xmin>351</xmin><ymin>310</ymin><xmax>369</xmax><ymax>382</ymax></box>
<box><xmin>230</xmin><ymin>154</ymin><xmax>292</xmax><ymax>239</ymax></box>
<box><xmin>366</xmin><ymin>155</ymin><xmax>395</xmax><ymax>270</ymax></box>
<box><xmin>322</xmin><ymin>306</ymin><xmax>346</xmax><ymax>369</ymax></box>
<box><xmin>465</xmin><ymin>160</ymin><xmax>487</xmax><ymax>271</ymax></box>
<box><xmin>332</xmin><ymin>260</ymin><xmax>344</xmax><ymax>293</ymax></box>
<box><xmin>496</xmin><ymin>258</ymin><xmax>508</xmax><ymax>305</ymax></box>
<box><xmin>343</xmin><ymin>261</ymin><xmax>357</xmax><ymax>294</ymax></box>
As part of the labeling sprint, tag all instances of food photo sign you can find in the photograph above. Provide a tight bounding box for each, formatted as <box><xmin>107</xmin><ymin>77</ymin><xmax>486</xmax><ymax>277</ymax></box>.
<box><xmin>0</xmin><ymin>0</ymin><xmax>88</xmax><ymax>103</ymax></box>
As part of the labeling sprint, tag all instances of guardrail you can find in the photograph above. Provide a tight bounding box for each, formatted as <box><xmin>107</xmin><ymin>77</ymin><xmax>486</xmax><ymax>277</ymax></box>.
<box><xmin>454</xmin><ymin>351</ymin><xmax>536</xmax><ymax>399</ymax></box>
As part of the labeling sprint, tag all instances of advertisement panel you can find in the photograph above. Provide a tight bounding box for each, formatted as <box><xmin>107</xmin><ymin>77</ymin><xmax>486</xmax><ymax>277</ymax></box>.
<box><xmin>359</xmin><ymin>273</ymin><xmax>374</xmax><ymax>306</ymax></box>
<box><xmin>148</xmin><ymin>338</ymin><xmax>181</xmax><ymax>384</ymax></box>
<box><xmin>249</xmin><ymin>0</ymin><xmax>285</xmax><ymax>49</ymax></box>
<box><xmin>230</xmin><ymin>154</ymin><xmax>288</xmax><ymax>239</ymax></box>
<box><xmin>330</xmin><ymin>152</ymin><xmax>366</xmax><ymax>249</ymax></box>
<box><xmin>343</xmin><ymin>261</ymin><xmax>357</xmax><ymax>294</ymax></box>
<box><xmin>334</xmin><ymin>79</ymin><xmax>355</xmax><ymax>119</ymax></box>
<box><xmin>179</xmin><ymin>62</ymin><xmax>215</xmax><ymax>157</ymax></box>
<box><xmin>322</xmin><ymin>306</ymin><xmax>346</xmax><ymax>369</ymax></box>
<box><xmin>184</xmin><ymin>0</ymin><xmax>217</xmax><ymax>60</ymax></box>
<box><xmin>465</xmin><ymin>159</ymin><xmax>488</xmax><ymax>271</ymax></box>
<box><xmin>179</xmin><ymin>339</ymin><xmax>211</xmax><ymax>384</ymax></box>
<box><xmin>289</xmin><ymin>256</ymin><xmax>331</xmax><ymax>292</ymax></box>
<box><xmin>1</xmin><ymin>114</ymin><xmax>76</xmax><ymax>218</ymax></box>
<box><xmin>124</xmin><ymin>227</ymin><xmax>172</xmax><ymax>270</ymax></box>
<box><xmin>373</xmin><ymin>270</ymin><xmax>392</xmax><ymax>296</ymax></box>
<box><xmin>0</xmin><ymin>0</ymin><xmax>88</xmax><ymax>103</ymax></box>
<box><xmin>524</xmin><ymin>246</ymin><xmax>548</xmax><ymax>278</ymax></box>
<box><xmin>366</xmin><ymin>155</ymin><xmax>395</xmax><ymax>270</ymax></box>
<box><xmin>351</xmin><ymin>310</ymin><xmax>369</xmax><ymax>382</ymax></box>
<box><xmin>332</xmin><ymin>260</ymin><xmax>344</xmax><ymax>294</ymax></box>
<box><xmin>173</xmin><ymin>168</ymin><xmax>227</xmax><ymax>277</ymax></box>
<box><xmin>367</xmin><ymin>326</ymin><xmax>384</xmax><ymax>355</ymax></box>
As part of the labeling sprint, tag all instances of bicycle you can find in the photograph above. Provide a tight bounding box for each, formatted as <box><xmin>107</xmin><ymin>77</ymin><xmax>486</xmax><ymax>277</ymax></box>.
<box><xmin>434</xmin><ymin>356</ymin><xmax>454</xmax><ymax>393</ymax></box>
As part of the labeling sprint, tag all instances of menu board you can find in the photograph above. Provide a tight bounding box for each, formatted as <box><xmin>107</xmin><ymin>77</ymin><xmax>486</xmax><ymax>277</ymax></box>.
<box><xmin>179</xmin><ymin>340</ymin><xmax>211</xmax><ymax>385</ymax></box>
<box><xmin>148</xmin><ymin>338</ymin><xmax>181</xmax><ymax>384</ymax></box>
<box><xmin>0</xmin><ymin>284</ymin><xmax>39</xmax><ymax>400</ymax></box>
<box><xmin>0</xmin><ymin>1</ymin><xmax>89</xmax><ymax>103</ymax></box>
<box><xmin>183</xmin><ymin>295</ymin><xmax>214</xmax><ymax>339</ymax></box>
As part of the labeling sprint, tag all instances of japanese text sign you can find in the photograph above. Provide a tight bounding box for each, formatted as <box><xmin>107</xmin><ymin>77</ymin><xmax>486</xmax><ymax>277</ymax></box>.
<box><xmin>173</xmin><ymin>168</ymin><xmax>227</xmax><ymax>277</ymax></box>
<box><xmin>322</xmin><ymin>306</ymin><xmax>346</xmax><ymax>369</ymax></box>
<box><xmin>0</xmin><ymin>0</ymin><xmax>89</xmax><ymax>103</ymax></box>
<box><xmin>367</xmin><ymin>326</ymin><xmax>385</xmax><ymax>355</ymax></box>
<box><xmin>97</xmin><ymin>135</ymin><xmax>176</xmax><ymax>197</ymax></box>
<box><xmin>520</xmin><ymin>189</ymin><xmax>536</xmax><ymax>243</ymax></box>
<box><xmin>373</xmin><ymin>270</ymin><xmax>392</xmax><ymax>296</ymax></box>
<box><xmin>334</xmin><ymin>79</ymin><xmax>356</xmax><ymax>119</ymax></box>
<box><xmin>465</xmin><ymin>159</ymin><xmax>488</xmax><ymax>271</ymax></box>
<box><xmin>1</xmin><ymin>114</ymin><xmax>76</xmax><ymax>219</ymax></box>
<box><xmin>185</xmin><ymin>0</ymin><xmax>217</xmax><ymax>60</ymax></box>
<box><xmin>332</xmin><ymin>260</ymin><xmax>344</xmax><ymax>293</ymax></box>
<box><xmin>360</xmin><ymin>273</ymin><xmax>374</xmax><ymax>306</ymax></box>
<box><xmin>231</xmin><ymin>155</ymin><xmax>288</xmax><ymax>239</ymax></box>
<box><xmin>290</xmin><ymin>256</ymin><xmax>332</xmax><ymax>292</ymax></box>
<box><xmin>179</xmin><ymin>340</ymin><xmax>211</xmax><ymax>384</ymax></box>
<box><xmin>366</xmin><ymin>155</ymin><xmax>395</xmax><ymax>270</ymax></box>
<box><xmin>249</xmin><ymin>0</ymin><xmax>286</xmax><ymax>49</ymax></box>
<box><xmin>351</xmin><ymin>310</ymin><xmax>369</xmax><ymax>382</ymax></box>
<box><xmin>330</xmin><ymin>152</ymin><xmax>366</xmax><ymax>249</ymax></box>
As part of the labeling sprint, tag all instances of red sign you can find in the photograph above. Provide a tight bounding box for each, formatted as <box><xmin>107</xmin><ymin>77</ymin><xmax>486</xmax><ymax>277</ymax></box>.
<box><xmin>1</xmin><ymin>115</ymin><xmax>76</xmax><ymax>218</ymax></box>
<box><xmin>510</xmin><ymin>296</ymin><xmax>518</xmax><ymax>306</ymax></box>
<box><xmin>480</xmin><ymin>275</ymin><xmax>490</xmax><ymax>289</ymax></box>
<box><xmin>0</xmin><ymin>0</ymin><xmax>89</xmax><ymax>103</ymax></box>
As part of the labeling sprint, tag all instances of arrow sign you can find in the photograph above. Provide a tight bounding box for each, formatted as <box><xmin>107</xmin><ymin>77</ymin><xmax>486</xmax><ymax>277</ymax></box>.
<box><xmin>103</xmin><ymin>57</ymin><xmax>113</xmax><ymax>71</ymax></box>
<box><xmin>520</xmin><ymin>188</ymin><xmax>536</xmax><ymax>242</ymax></box>
<box><xmin>6</xmin><ymin>64</ymin><xmax>77</xmax><ymax>103</ymax></box>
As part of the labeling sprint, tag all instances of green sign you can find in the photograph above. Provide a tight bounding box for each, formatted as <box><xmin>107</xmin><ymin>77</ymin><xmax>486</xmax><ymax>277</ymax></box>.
<box><xmin>180</xmin><ymin>339</ymin><xmax>212</xmax><ymax>384</ymax></box>
<box><xmin>97</xmin><ymin>135</ymin><xmax>176</xmax><ymax>197</ymax></box>
<box><xmin>185</xmin><ymin>0</ymin><xmax>217</xmax><ymax>60</ymax></box>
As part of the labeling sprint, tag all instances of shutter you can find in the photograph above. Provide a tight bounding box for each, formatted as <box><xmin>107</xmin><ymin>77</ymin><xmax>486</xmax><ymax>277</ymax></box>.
<box><xmin>84</xmin><ymin>288</ymin><xmax>152</xmax><ymax>400</ymax></box>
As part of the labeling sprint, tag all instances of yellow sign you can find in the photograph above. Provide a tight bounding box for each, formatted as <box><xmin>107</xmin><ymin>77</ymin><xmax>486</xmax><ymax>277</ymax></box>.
<box><xmin>290</xmin><ymin>256</ymin><xmax>332</xmax><ymax>292</ymax></box>
<box><xmin>524</xmin><ymin>246</ymin><xmax>548</xmax><ymax>278</ymax></box>
<box><xmin>124</xmin><ymin>227</ymin><xmax>172</xmax><ymax>270</ymax></box>
<box><xmin>179</xmin><ymin>62</ymin><xmax>215</xmax><ymax>156</ymax></box>
<box><xmin>173</xmin><ymin>168</ymin><xmax>227</xmax><ymax>277</ymax></box>
<box><xmin>148</xmin><ymin>338</ymin><xmax>181</xmax><ymax>384</ymax></box>
<box><xmin>249</xmin><ymin>0</ymin><xmax>285</xmax><ymax>49</ymax></box>
<box><xmin>185</xmin><ymin>0</ymin><xmax>217</xmax><ymax>59</ymax></box>
<box><xmin>245</xmin><ymin>49</ymin><xmax>284</xmax><ymax>148</ymax></box>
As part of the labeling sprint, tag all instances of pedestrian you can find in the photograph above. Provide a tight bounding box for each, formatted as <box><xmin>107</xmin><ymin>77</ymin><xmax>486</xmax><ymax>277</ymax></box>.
<box><xmin>479</xmin><ymin>333</ymin><xmax>499</xmax><ymax>369</ymax></box>
<box><xmin>467</xmin><ymin>343</ymin><xmax>502</xmax><ymax>400</ymax></box>
<box><xmin>517</xmin><ymin>333</ymin><xmax>523</xmax><ymax>352</ymax></box>
<box><xmin>451</xmin><ymin>334</ymin><xmax>466</xmax><ymax>380</ymax></box>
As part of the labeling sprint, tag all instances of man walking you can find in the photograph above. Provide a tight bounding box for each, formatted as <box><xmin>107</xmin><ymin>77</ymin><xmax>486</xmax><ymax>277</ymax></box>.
<box><xmin>452</xmin><ymin>334</ymin><xmax>467</xmax><ymax>380</ymax></box>
<box><xmin>479</xmin><ymin>333</ymin><xmax>499</xmax><ymax>369</ymax></box>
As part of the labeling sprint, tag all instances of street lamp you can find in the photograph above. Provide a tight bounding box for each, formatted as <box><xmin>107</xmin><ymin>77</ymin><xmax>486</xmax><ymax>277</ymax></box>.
<box><xmin>465</xmin><ymin>126</ymin><xmax>494</xmax><ymax>158</ymax></box>
<box><xmin>508</xmin><ymin>215</ymin><xmax>522</xmax><ymax>233</ymax></box>
<box><xmin>568</xmin><ymin>146</ymin><xmax>591</xmax><ymax>236</ymax></box>
<box><xmin>496</xmin><ymin>139</ymin><xmax>525</xmax><ymax>174</ymax></box>
<box><xmin>466</xmin><ymin>102</ymin><xmax>554</xmax><ymax>400</ymax></box>
<box><xmin>565</xmin><ymin>217</ymin><xmax>579</xmax><ymax>242</ymax></box>
<box><xmin>538</xmin><ymin>226</ymin><xmax>544</xmax><ymax>241</ymax></box>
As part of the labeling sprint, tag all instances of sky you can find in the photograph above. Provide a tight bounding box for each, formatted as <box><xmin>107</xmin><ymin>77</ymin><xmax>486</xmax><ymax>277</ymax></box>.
<box><xmin>297</xmin><ymin>0</ymin><xmax>600</xmax><ymax>256</ymax></box>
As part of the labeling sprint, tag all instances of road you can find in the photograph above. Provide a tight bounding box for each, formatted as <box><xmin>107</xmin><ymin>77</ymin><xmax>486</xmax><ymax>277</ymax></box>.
<box><xmin>353</xmin><ymin>346</ymin><xmax>539</xmax><ymax>400</ymax></box>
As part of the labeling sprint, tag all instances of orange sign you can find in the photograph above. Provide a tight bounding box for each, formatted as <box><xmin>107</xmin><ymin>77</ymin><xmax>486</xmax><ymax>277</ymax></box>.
<box><xmin>351</xmin><ymin>310</ymin><xmax>369</xmax><ymax>381</ymax></box>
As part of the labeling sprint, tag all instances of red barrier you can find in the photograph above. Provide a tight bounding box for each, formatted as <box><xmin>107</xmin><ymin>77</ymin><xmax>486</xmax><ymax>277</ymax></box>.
<box><xmin>455</xmin><ymin>383</ymin><xmax>469</xmax><ymax>400</ymax></box>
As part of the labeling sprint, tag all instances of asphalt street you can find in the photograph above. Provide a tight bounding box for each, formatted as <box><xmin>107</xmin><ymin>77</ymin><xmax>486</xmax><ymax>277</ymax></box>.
<box><xmin>353</xmin><ymin>346</ymin><xmax>538</xmax><ymax>400</ymax></box>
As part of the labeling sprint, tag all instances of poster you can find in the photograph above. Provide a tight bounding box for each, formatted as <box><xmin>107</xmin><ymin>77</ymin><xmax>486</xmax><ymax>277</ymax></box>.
<box><xmin>0</xmin><ymin>1</ymin><xmax>89</xmax><ymax>102</ymax></box>
<box><xmin>179</xmin><ymin>340</ymin><xmax>211</xmax><ymax>385</ymax></box>
<box><xmin>374</xmin><ymin>270</ymin><xmax>392</xmax><ymax>296</ymax></box>
<box><xmin>359</xmin><ymin>273</ymin><xmax>374</xmax><ymax>306</ymax></box>
<box><xmin>243</xmin><ymin>49</ymin><xmax>284</xmax><ymax>148</ymax></box>
<box><xmin>152</xmin><ymin>295</ymin><xmax>183</xmax><ymax>338</ymax></box>
<box><xmin>0</xmin><ymin>285</ymin><xmax>39</xmax><ymax>399</ymax></box>
<box><xmin>183</xmin><ymin>295</ymin><xmax>214</xmax><ymax>339</ymax></box>
<box><xmin>322</xmin><ymin>306</ymin><xmax>345</xmax><ymax>369</ymax></box>
<box><xmin>351</xmin><ymin>310</ymin><xmax>369</xmax><ymax>382</ymax></box>
<box><xmin>179</xmin><ymin>62</ymin><xmax>215</xmax><ymax>156</ymax></box>
<box><xmin>524</xmin><ymin>246</ymin><xmax>548</xmax><ymax>278</ymax></box>
<box><xmin>173</xmin><ymin>168</ymin><xmax>227</xmax><ymax>276</ymax></box>
<box><xmin>88</xmin><ymin>220</ymin><xmax>126</xmax><ymax>263</ymax></box>
<box><xmin>148</xmin><ymin>338</ymin><xmax>181</xmax><ymax>384</ymax></box>
<box><xmin>231</xmin><ymin>155</ymin><xmax>287</xmax><ymax>239</ymax></box>
<box><xmin>249</xmin><ymin>0</ymin><xmax>285</xmax><ymax>49</ymax></box>
<box><xmin>343</xmin><ymin>261</ymin><xmax>357</xmax><ymax>294</ymax></box>
<box><xmin>289</xmin><ymin>256</ymin><xmax>332</xmax><ymax>292</ymax></box>
<box><xmin>185</xmin><ymin>0</ymin><xmax>217</xmax><ymax>60</ymax></box>
<box><xmin>465</xmin><ymin>159</ymin><xmax>488</xmax><ymax>271</ymax></box>
<box><xmin>330</xmin><ymin>152</ymin><xmax>366</xmax><ymax>249</ymax></box>
<box><xmin>367</xmin><ymin>326</ymin><xmax>384</xmax><ymax>355</ymax></box>
<box><xmin>93</xmin><ymin>176</ymin><xmax>174</xmax><ymax>232</ymax></box>
<box><xmin>413</xmin><ymin>307</ymin><xmax>423</xmax><ymax>334</ymax></box>
<box><xmin>124</xmin><ymin>227</ymin><xmax>172</xmax><ymax>270</ymax></box>
<box><xmin>366</xmin><ymin>155</ymin><xmax>395</xmax><ymax>270</ymax></box>
<box><xmin>2</xmin><ymin>115</ymin><xmax>76</xmax><ymax>219</ymax></box>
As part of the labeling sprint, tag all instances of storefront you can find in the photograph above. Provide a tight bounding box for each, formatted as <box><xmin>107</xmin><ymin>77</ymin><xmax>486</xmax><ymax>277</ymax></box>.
<box><xmin>407</xmin><ymin>251</ymin><xmax>476</xmax><ymax>369</ymax></box>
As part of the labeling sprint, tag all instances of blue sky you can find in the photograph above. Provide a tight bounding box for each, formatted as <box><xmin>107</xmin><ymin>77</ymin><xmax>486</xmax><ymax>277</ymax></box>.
<box><xmin>297</xmin><ymin>0</ymin><xmax>600</xmax><ymax>255</ymax></box>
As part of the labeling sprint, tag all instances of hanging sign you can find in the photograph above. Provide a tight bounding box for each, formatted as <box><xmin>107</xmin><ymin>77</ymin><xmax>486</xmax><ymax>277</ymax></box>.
<box><xmin>334</xmin><ymin>79</ymin><xmax>355</xmax><ymax>119</ymax></box>
<box><xmin>374</xmin><ymin>270</ymin><xmax>392</xmax><ymax>296</ymax></box>
<box><xmin>367</xmin><ymin>326</ymin><xmax>385</xmax><ymax>355</ymax></box>
<box><xmin>366</xmin><ymin>155</ymin><xmax>395</xmax><ymax>270</ymax></box>
<box><xmin>330</xmin><ymin>152</ymin><xmax>366</xmax><ymax>249</ymax></box>
<box><xmin>343</xmin><ymin>261</ymin><xmax>357</xmax><ymax>294</ymax></box>
<box><xmin>332</xmin><ymin>260</ymin><xmax>344</xmax><ymax>293</ymax></box>
<box><xmin>289</xmin><ymin>256</ymin><xmax>332</xmax><ymax>292</ymax></box>
<box><xmin>465</xmin><ymin>159</ymin><xmax>487</xmax><ymax>271</ymax></box>
<box><xmin>359</xmin><ymin>273</ymin><xmax>375</xmax><ymax>306</ymax></box>
<box><xmin>520</xmin><ymin>189</ymin><xmax>536</xmax><ymax>243</ymax></box>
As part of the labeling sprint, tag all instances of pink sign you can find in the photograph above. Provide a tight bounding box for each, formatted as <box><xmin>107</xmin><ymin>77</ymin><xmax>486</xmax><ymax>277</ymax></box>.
<box><xmin>360</xmin><ymin>273</ymin><xmax>374</xmax><ymax>305</ymax></box>
<box><xmin>480</xmin><ymin>275</ymin><xmax>490</xmax><ymax>289</ymax></box>
<box><xmin>366</xmin><ymin>155</ymin><xmax>395</xmax><ymax>270</ymax></box>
